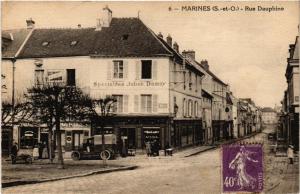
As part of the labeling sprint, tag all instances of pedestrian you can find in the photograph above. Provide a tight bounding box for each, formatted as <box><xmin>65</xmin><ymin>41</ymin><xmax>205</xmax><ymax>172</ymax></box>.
<box><xmin>33</xmin><ymin>144</ymin><xmax>39</xmax><ymax>160</ymax></box>
<box><xmin>145</xmin><ymin>141</ymin><xmax>151</xmax><ymax>157</ymax></box>
<box><xmin>11</xmin><ymin>142</ymin><xmax>18</xmax><ymax>164</ymax></box>
<box><xmin>164</xmin><ymin>142</ymin><xmax>170</xmax><ymax>156</ymax></box>
<box><xmin>42</xmin><ymin>142</ymin><xmax>48</xmax><ymax>159</ymax></box>
<box><xmin>153</xmin><ymin>140</ymin><xmax>160</xmax><ymax>156</ymax></box>
<box><xmin>287</xmin><ymin>145</ymin><xmax>294</xmax><ymax>164</ymax></box>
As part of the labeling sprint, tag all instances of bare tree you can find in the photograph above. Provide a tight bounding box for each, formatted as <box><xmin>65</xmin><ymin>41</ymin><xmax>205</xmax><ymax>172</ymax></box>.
<box><xmin>26</xmin><ymin>83</ymin><xmax>91</xmax><ymax>168</ymax></box>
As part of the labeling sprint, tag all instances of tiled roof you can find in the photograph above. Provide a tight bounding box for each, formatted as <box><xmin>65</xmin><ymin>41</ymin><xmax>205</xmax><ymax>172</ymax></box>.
<box><xmin>19</xmin><ymin>28</ymin><xmax>97</xmax><ymax>58</ymax></box>
<box><xmin>196</xmin><ymin>61</ymin><xmax>227</xmax><ymax>86</ymax></box>
<box><xmin>17</xmin><ymin>18</ymin><xmax>172</xmax><ymax>58</ymax></box>
<box><xmin>2</xmin><ymin>29</ymin><xmax>31</xmax><ymax>58</ymax></box>
<box><xmin>91</xmin><ymin>18</ymin><xmax>172</xmax><ymax>57</ymax></box>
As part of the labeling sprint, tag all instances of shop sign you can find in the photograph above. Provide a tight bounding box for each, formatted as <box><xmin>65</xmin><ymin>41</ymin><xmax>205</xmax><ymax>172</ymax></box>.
<box><xmin>144</xmin><ymin>128</ymin><xmax>160</xmax><ymax>142</ymax></box>
<box><xmin>93</xmin><ymin>81</ymin><xmax>167</xmax><ymax>87</ymax></box>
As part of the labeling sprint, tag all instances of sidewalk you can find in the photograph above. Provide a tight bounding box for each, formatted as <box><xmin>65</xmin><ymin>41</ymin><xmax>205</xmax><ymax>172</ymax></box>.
<box><xmin>2</xmin><ymin>159</ymin><xmax>137</xmax><ymax>188</ymax></box>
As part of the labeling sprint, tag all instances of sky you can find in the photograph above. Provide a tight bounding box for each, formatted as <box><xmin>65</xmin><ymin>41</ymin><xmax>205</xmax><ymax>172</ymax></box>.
<box><xmin>2</xmin><ymin>1</ymin><xmax>299</xmax><ymax>108</ymax></box>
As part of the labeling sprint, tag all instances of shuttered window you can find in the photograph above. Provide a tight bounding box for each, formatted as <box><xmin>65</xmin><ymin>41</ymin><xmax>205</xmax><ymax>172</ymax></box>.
<box><xmin>141</xmin><ymin>94</ymin><xmax>152</xmax><ymax>113</ymax></box>
<box><xmin>113</xmin><ymin>61</ymin><xmax>124</xmax><ymax>79</ymax></box>
<box><xmin>112</xmin><ymin>95</ymin><xmax>123</xmax><ymax>113</ymax></box>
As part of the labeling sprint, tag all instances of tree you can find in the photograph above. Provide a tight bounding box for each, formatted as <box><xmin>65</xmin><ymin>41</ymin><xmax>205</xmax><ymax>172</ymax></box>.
<box><xmin>1</xmin><ymin>101</ymin><xmax>33</xmax><ymax>127</ymax></box>
<box><xmin>26</xmin><ymin>83</ymin><xmax>91</xmax><ymax>168</ymax></box>
<box><xmin>90</xmin><ymin>96</ymin><xmax>116</xmax><ymax>166</ymax></box>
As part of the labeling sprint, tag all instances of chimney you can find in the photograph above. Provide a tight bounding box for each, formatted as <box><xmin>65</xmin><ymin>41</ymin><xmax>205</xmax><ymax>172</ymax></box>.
<box><xmin>26</xmin><ymin>18</ymin><xmax>35</xmax><ymax>29</ymax></box>
<box><xmin>158</xmin><ymin>32</ymin><xmax>163</xmax><ymax>39</ymax></box>
<box><xmin>200</xmin><ymin>60</ymin><xmax>209</xmax><ymax>70</ymax></box>
<box><xmin>96</xmin><ymin>5</ymin><xmax>112</xmax><ymax>31</ymax></box>
<box><xmin>173</xmin><ymin>42</ymin><xmax>179</xmax><ymax>53</ymax></box>
<box><xmin>166</xmin><ymin>34</ymin><xmax>172</xmax><ymax>46</ymax></box>
<box><xmin>182</xmin><ymin>50</ymin><xmax>195</xmax><ymax>60</ymax></box>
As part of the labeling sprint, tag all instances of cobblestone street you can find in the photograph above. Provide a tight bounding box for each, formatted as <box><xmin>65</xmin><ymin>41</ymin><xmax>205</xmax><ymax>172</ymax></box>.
<box><xmin>3</xmin><ymin>126</ymin><xmax>299</xmax><ymax>194</ymax></box>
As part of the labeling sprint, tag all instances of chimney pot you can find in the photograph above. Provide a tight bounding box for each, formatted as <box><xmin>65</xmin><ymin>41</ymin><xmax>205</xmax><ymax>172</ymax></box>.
<box><xmin>96</xmin><ymin>6</ymin><xmax>112</xmax><ymax>31</ymax></box>
<box><xmin>158</xmin><ymin>32</ymin><xmax>163</xmax><ymax>39</ymax></box>
<box><xmin>201</xmin><ymin>60</ymin><xmax>209</xmax><ymax>70</ymax></box>
<box><xmin>182</xmin><ymin>50</ymin><xmax>195</xmax><ymax>60</ymax></box>
<box><xmin>173</xmin><ymin>42</ymin><xmax>179</xmax><ymax>53</ymax></box>
<box><xmin>26</xmin><ymin>18</ymin><xmax>35</xmax><ymax>29</ymax></box>
<box><xmin>166</xmin><ymin>34</ymin><xmax>172</xmax><ymax>46</ymax></box>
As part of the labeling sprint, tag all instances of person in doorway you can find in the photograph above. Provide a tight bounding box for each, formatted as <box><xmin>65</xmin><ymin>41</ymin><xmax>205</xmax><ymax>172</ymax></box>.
<box><xmin>145</xmin><ymin>141</ymin><xmax>151</xmax><ymax>157</ymax></box>
<box><xmin>287</xmin><ymin>145</ymin><xmax>294</xmax><ymax>164</ymax></box>
<box><xmin>38</xmin><ymin>142</ymin><xmax>44</xmax><ymax>159</ymax></box>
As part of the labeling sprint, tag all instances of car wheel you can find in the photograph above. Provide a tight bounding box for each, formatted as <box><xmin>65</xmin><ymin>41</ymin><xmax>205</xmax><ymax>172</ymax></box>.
<box><xmin>71</xmin><ymin>151</ymin><xmax>80</xmax><ymax>161</ymax></box>
<box><xmin>100</xmin><ymin>150</ymin><xmax>111</xmax><ymax>160</ymax></box>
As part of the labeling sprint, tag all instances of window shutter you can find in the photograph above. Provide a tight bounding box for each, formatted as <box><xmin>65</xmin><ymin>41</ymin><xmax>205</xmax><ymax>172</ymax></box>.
<box><xmin>123</xmin><ymin>61</ymin><xmax>128</xmax><ymax>79</ymax></box>
<box><xmin>124</xmin><ymin>95</ymin><xmax>128</xmax><ymax>113</ymax></box>
<box><xmin>153</xmin><ymin>94</ymin><xmax>158</xmax><ymax>112</ymax></box>
<box><xmin>134</xmin><ymin>95</ymin><xmax>139</xmax><ymax>112</ymax></box>
<box><xmin>107</xmin><ymin>61</ymin><xmax>112</xmax><ymax>80</ymax></box>
<box><xmin>135</xmin><ymin>61</ymin><xmax>140</xmax><ymax>80</ymax></box>
<box><xmin>152</xmin><ymin>60</ymin><xmax>157</xmax><ymax>80</ymax></box>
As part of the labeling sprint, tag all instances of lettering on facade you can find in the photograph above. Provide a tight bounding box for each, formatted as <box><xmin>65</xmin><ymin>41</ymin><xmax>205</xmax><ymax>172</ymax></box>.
<box><xmin>93</xmin><ymin>81</ymin><xmax>167</xmax><ymax>87</ymax></box>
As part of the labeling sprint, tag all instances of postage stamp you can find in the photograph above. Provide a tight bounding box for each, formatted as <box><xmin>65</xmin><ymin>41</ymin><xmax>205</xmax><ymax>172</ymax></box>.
<box><xmin>222</xmin><ymin>144</ymin><xmax>263</xmax><ymax>192</ymax></box>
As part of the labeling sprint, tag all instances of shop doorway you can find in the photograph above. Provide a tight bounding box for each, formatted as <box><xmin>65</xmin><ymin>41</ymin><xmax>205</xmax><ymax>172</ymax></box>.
<box><xmin>120</xmin><ymin>128</ymin><xmax>136</xmax><ymax>149</ymax></box>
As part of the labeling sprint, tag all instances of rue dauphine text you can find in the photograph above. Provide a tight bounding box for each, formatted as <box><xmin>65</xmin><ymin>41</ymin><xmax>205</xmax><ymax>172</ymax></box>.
<box><xmin>179</xmin><ymin>5</ymin><xmax>284</xmax><ymax>12</ymax></box>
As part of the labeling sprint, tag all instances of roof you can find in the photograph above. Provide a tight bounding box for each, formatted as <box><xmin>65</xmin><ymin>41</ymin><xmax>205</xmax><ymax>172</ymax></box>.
<box><xmin>92</xmin><ymin>18</ymin><xmax>172</xmax><ymax>57</ymax></box>
<box><xmin>19</xmin><ymin>28</ymin><xmax>97</xmax><ymax>58</ymax></box>
<box><xmin>17</xmin><ymin>18</ymin><xmax>173</xmax><ymax>58</ymax></box>
<box><xmin>202</xmin><ymin>89</ymin><xmax>214</xmax><ymax>99</ymax></box>
<box><xmin>2</xmin><ymin>29</ymin><xmax>31</xmax><ymax>58</ymax></box>
<box><xmin>155</xmin><ymin>33</ymin><xmax>204</xmax><ymax>76</ymax></box>
<box><xmin>261</xmin><ymin>107</ymin><xmax>276</xmax><ymax>112</ymax></box>
<box><xmin>196</xmin><ymin>61</ymin><xmax>227</xmax><ymax>86</ymax></box>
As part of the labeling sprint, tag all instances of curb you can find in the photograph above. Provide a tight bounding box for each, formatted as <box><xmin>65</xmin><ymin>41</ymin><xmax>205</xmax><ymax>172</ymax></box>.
<box><xmin>184</xmin><ymin>132</ymin><xmax>261</xmax><ymax>157</ymax></box>
<box><xmin>2</xmin><ymin>165</ymin><xmax>138</xmax><ymax>188</ymax></box>
<box><xmin>184</xmin><ymin>146</ymin><xmax>217</xmax><ymax>157</ymax></box>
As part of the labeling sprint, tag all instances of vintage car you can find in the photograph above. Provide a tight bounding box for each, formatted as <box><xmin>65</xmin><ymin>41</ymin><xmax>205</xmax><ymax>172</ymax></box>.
<box><xmin>71</xmin><ymin>134</ymin><xmax>117</xmax><ymax>160</ymax></box>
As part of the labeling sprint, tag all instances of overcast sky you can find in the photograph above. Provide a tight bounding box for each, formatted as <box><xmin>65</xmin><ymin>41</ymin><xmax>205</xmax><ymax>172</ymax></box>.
<box><xmin>2</xmin><ymin>1</ymin><xmax>299</xmax><ymax>108</ymax></box>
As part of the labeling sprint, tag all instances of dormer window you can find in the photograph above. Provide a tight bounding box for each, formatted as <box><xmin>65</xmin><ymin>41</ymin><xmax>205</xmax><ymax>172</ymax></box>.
<box><xmin>122</xmin><ymin>34</ymin><xmax>129</xmax><ymax>40</ymax></box>
<box><xmin>70</xmin><ymin>40</ymin><xmax>78</xmax><ymax>46</ymax></box>
<box><xmin>42</xmin><ymin>41</ymin><xmax>49</xmax><ymax>46</ymax></box>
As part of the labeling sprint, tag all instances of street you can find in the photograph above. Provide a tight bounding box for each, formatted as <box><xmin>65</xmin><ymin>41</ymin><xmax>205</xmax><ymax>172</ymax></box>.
<box><xmin>3</xmin><ymin>126</ymin><xmax>298</xmax><ymax>194</ymax></box>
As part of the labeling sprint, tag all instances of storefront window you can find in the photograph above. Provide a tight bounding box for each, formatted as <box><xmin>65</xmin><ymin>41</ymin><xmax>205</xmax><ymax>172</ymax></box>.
<box><xmin>20</xmin><ymin>127</ymin><xmax>38</xmax><ymax>149</ymax></box>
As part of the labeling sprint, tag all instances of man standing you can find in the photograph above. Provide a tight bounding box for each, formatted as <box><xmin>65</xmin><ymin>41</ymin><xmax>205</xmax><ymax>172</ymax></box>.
<box><xmin>11</xmin><ymin>142</ymin><xmax>18</xmax><ymax>164</ymax></box>
<box><xmin>287</xmin><ymin>145</ymin><xmax>294</xmax><ymax>164</ymax></box>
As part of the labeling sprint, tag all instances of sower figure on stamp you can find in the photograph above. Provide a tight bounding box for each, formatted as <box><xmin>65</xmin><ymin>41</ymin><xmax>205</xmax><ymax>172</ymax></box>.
<box><xmin>287</xmin><ymin>145</ymin><xmax>294</xmax><ymax>164</ymax></box>
<box><xmin>229</xmin><ymin>146</ymin><xmax>258</xmax><ymax>190</ymax></box>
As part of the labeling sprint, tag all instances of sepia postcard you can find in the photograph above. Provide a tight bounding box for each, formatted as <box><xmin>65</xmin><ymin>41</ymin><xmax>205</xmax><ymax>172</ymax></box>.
<box><xmin>1</xmin><ymin>1</ymin><xmax>299</xmax><ymax>193</ymax></box>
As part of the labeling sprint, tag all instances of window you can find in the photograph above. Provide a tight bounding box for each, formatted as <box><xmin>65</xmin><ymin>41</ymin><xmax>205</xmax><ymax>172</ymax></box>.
<box><xmin>67</xmin><ymin>69</ymin><xmax>76</xmax><ymax>86</ymax></box>
<box><xmin>113</xmin><ymin>61</ymin><xmax>124</xmax><ymax>79</ymax></box>
<box><xmin>141</xmin><ymin>95</ymin><xmax>152</xmax><ymax>113</ymax></box>
<box><xmin>188</xmin><ymin>100</ymin><xmax>193</xmax><ymax>117</ymax></box>
<box><xmin>141</xmin><ymin>60</ymin><xmax>152</xmax><ymax>79</ymax></box>
<box><xmin>195</xmin><ymin>101</ymin><xmax>198</xmax><ymax>117</ymax></box>
<box><xmin>183</xmin><ymin>71</ymin><xmax>186</xmax><ymax>90</ymax></box>
<box><xmin>112</xmin><ymin>95</ymin><xmax>123</xmax><ymax>113</ymax></box>
<box><xmin>189</xmin><ymin>71</ymin><xmax>192</xmax><ymax>90</ymax></box>
<box><xmin>183</xmin><ymin>98</ymin><xmax>186</xmax><ymax>117</ymax></box>
<box><xmin>35</xmin><ymin>69</ymin><xmax>44</xmax><ymax>86</ymax></box>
